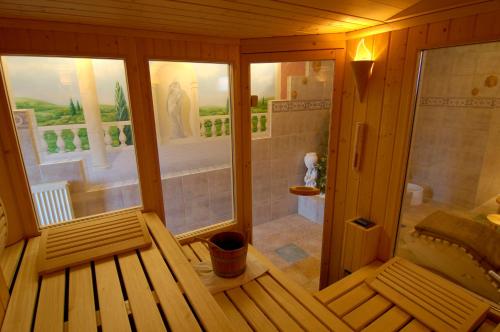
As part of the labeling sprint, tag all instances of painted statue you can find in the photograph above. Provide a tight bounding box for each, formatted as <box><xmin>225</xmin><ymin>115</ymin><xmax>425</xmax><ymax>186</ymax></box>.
<box><xmin>167</xmin><ymin>81</ymin><xmax>185</xmax><ymax>138</ymax></box>
<box><xmin>304</xmin><ymin>152</ymin><xmax>318</xmax><ymax>187</ymax></box>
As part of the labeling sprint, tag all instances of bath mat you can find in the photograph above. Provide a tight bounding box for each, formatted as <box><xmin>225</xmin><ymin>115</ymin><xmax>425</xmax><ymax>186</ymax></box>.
<box><xmin>193</xmin><ymin>251</ymin><xmax>268</xmax><ymax>294</ymax></box>
<box><xmin>275</xmin><ymin>243</ymin><xmax>309</xmax><ymax>263</ymax></box>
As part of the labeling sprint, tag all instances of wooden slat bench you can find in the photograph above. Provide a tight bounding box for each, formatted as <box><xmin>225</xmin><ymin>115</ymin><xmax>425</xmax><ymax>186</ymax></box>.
<box><xmin>183</xmin><ymin>241</ymin><xmax>353</xmax><ymax>332</ymax></box>
<box><xmin>0</xmin><ymin>212</ymin><xmax>235</xmax><ymax>332</ymax></box>
<box><xmin>314</xmin><ymin>261</ymin><xmax>500</xmax><ymax>332</ymax></box>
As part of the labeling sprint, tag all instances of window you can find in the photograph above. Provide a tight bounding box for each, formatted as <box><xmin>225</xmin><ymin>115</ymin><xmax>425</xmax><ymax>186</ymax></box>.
<box><xmin>1</xmin><ymin>56</ymin><xmax>142</xmax><ymax>227</ymax></box>
<box><xmin>149</xmin><ymin>61</ymin><xmax>234</xmax><ymax>235</ymax></box>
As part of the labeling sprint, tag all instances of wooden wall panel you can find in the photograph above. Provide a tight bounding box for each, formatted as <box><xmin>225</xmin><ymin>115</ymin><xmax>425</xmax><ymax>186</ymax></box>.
<box><xmin>0</xmin><ymin>20</ymin><xmax>239</xmax><ymax>243</ymax></box>
<box><xmin>335</xmin><ymin>9</ymin><xmax>500</xmax><ymax>270</ymax></box>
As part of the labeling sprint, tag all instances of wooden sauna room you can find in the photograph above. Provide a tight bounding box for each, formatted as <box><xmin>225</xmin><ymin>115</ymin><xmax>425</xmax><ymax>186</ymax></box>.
<box><xmin>0</xmin><ymin>0</ymin><xmax>500</xmax><ymax>331</ymax></box>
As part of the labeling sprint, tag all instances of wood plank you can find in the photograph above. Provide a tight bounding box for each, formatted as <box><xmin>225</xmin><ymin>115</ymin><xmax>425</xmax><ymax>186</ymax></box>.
<box><xmin>34</xmin><ymin>270</ymin><xmax>65</xmax><ymax>332</ymax></box>
<box><xmin>328</xmin><ymin>283</ymin><xmax>375</xmax><ymax>317</ymax></box>
<box><xmin>257</xmin><ymin>275</ymin><xmax>328</xmax><ymax>332</ymax></box>
<box><xmin>190</xmin><ymin>241</ymin><xmax>211</xmax><ymax>261</ymax></box>
<box><xmin>248</xmin><ymin>245</ymin><xmax>352</xmax><ymax>332</ymax></box>
<box><xmin>380</xmin><ymin>23</ymin><xmax>428</xmax><ymax>260</ymax></box>
<box><xmin>68</xmin><ymin>264</ymin><xmax>97</xmax><ymax>332</ymax></box>
<box><xmin>117</xmin><ymin>251</ymin><xmax>167</xmax><ymax>332</ymax></box>
<box><xmin>0</xmin><ymin>240</ymin><xmax>24</xmax><ymax>287</ymax></box>
<box><xmin>343</xmin><ymin>295</ymin><xmax>392</xmax><ymax>330</ymax></box>
<box><xmin>242</xmin><ymin>280</ymin><xmax>303</xmax><ymax>332</ymax></box>
<box><xmin>213</xmin><ymin>292</ymin><xmax>253</xmax><ymax>332</ymax></box>
<box><xmin>139</xmin><ymin>243</ymin><xmax>201</xmax><ymax>332</ymax></box>
<box><xmin>399</xmin><ymin>319</ymin><xmax>432</xmax><ymax>332</ymax></box>
<box><xmin>226</xmin><ymin>287</ymin><xmax>278</xmax><ymax>332</ymax></box>
<box><xmin>368</xmin><ymin>28</ymin><xmax>408</xmax><ymax>231</ymax></box>
<box><xmin>144</xmin><ymin>213</ymin><xmax>235</xmax><ymax>332</ymax></box>
<box><xmin>38</xmin><ymin>211</ymin><xmax>151</xmax><ymax>274</ymax></box>
<box><xmin>369</xmin><ymin>278</ymin><xmax>455</xmax><ymax>331</ymax></box>
<box><xmin>315</xmin><ymin>261</ymin><xmax>382</xmax><ymax>304</ymax></box>
<box><xmin>2</xmin><ymin>238</ymin><xmax>40</xmax><ymax>332</ymax></box>
<box><xmin>363</xmin><ymin>306</ymin><xmax>412</xmax><ymax>332</ymax></box>
<box><xmin>181</xmin><ymin>244</ymin><xmax>200</xmax><ymax>263</ymax></box>
<box><xmin>94</xmin><ymin>257</ymin><xmax>131</xmax><ymax>332</ymax></box>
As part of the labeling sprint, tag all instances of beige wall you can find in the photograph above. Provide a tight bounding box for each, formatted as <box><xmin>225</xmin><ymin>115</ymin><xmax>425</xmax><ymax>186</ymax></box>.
<box><xmin>409</xmin><ymin>42</ymin><xmax>500</xmax><ymax>208</ymax></box>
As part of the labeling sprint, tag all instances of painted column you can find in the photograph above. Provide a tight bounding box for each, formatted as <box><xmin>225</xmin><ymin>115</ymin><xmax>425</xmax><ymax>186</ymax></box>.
<box><xmin>75</xmin><ymin>59</ymin><xmax>108</xmax><ymax>168</ymax></box>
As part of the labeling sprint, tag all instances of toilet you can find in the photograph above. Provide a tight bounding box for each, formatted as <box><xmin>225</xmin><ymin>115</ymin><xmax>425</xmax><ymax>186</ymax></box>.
<box><xmin>407</xmin><ymin>183</ymin><xmax>424</xmax><ymax>206</ymax></box>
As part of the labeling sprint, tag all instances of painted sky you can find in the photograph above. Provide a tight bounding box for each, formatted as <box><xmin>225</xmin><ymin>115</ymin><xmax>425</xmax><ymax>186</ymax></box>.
<box><xmin>191</xmin><ymin>63</ymin><xmax>229</xmax><ymax>106</ymax></box>
<box><xmin>3</xmin><ymin>56</ymin><xmax>129</xmax><ymax>106</ymax></box>
<box><xmin>251</xmin><ymin>63</ymin><xmax>276</xmax><ymax>99</ymax></box>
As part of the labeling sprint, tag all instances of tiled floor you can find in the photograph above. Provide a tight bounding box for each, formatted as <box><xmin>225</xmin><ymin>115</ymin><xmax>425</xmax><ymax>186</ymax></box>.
<box><xmin>252</xmin><ymin>214</ymin><xmax>323</xmax><ymax>292</ymax></box>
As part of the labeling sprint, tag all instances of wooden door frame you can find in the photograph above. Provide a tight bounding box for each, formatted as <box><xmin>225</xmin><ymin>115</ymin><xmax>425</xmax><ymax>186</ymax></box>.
<box><xmin>380</xmin><ymin>25</ymin><xmax>500</xmax><ymax>262</ymax></box>
<box><xmin>240</xmin><ymin>49</ymin><xmax>346</xmax><ymax>288</ymax></box>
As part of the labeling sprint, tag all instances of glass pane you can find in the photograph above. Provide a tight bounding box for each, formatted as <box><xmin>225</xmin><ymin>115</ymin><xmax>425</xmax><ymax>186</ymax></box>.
<box><xmin>149</xmin><ymin>61</ymin><xmax>234</xmax><ymax>235</ymax></box>
<box><xmin>1</xmin><ymin>56</ymin><xmax>142</xmax><ymax>227</ymax></box>
<box><xmin>250</xmin><ymin>61</ymin><xmax>334</xmax><ymax>292</ymax></box>
<box><xmin>395</xmin><ymin>42</ymin><xmax>500</xmax><ymax>303</ymax></box>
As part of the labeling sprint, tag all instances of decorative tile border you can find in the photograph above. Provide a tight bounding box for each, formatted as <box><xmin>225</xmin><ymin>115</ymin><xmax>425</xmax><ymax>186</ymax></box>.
<box><xmin>420</xmin><ymin>96</ymin><xmax>500</xmax><ymax>108</ymax></box>
<box><xmin>272</xmin><ymin>99</ymin><xmax>331</xmax><ymax>113</ymax></box>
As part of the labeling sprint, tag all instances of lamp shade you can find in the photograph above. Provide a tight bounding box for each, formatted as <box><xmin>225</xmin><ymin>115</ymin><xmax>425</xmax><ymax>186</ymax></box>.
<box><xmin>351</xmin><ymin>60</ymin><xmax>374</xmax><ymax>102</ymax></box>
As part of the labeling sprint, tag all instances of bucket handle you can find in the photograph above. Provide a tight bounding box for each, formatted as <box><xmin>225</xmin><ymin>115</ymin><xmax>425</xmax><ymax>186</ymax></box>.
<box><xmin>195</xmin><ymin>237</ymin><xmax>223</xmax><ymax>251</ymax></box>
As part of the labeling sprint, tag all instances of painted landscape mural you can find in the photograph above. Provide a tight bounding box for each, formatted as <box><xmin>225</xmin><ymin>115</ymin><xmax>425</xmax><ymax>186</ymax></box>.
<box><xmin>3</xmin><ymin>56</ymin><xmax>132</xmax><ymax>152</ymax></box>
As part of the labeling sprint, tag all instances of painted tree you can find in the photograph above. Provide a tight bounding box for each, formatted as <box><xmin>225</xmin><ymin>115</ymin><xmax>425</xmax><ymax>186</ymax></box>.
<box><xmin>69</xmin><ymin>98</ymin><xmax>77</xmax><ymax>116</ymax></box>
<box><xmin>114</xmin><ymin>82</ymin><xmax>133</xmax><ymax>145</ymax></box>
<box><xmin>75</xmin><ymin>100</ymin><xmax>83</xmax><ymax>114</ymax></box>
<box><xmin>115</xmin><ymin>82</ymin><xmax>130</xmax><ymax>121</ymax></box>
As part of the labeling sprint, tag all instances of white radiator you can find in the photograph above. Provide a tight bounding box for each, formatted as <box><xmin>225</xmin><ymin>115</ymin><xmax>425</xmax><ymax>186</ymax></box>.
<box><xmin>31</xmin><ymin>181</ymin><xmax>74</xmax><ymax>226</ymax></box>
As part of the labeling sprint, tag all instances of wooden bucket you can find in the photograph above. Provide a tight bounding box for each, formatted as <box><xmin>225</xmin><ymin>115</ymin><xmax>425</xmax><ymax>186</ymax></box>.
<box><xmin>207</xmin><ymin>231</ymin><xmax>247</xmax><ymax>278</ymax></box>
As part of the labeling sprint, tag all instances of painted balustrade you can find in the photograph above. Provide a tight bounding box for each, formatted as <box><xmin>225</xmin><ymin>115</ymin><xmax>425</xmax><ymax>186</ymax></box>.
<box><xmin>38</xmin><ymin>121</ymin><xmax>132</xmax><ymax>154</ymax></box>
<box><xmin>199</xmin><ymin>111</ymin><xmax>270</xmax><ymax>139</ymax></box>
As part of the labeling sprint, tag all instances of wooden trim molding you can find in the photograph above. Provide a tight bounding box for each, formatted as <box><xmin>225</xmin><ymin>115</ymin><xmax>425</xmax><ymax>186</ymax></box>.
<box><xmin>241</xmin><ymin>49</ymin><xmax>346</xmax><ymax>288</ymax></box>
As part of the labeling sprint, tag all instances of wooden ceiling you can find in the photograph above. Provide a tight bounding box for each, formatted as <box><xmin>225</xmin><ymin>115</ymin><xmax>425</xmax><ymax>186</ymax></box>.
<box><xmin>0</xmin><ymin>0</ymin><xmax>494</xmax><ymax>39</ymax></box>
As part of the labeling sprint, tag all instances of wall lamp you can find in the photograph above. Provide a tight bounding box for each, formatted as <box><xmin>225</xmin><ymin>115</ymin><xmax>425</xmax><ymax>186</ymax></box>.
<box><xmin>351</xmin><ymin>38</ymin><xmax>374</xmax><ymax>102</ymax></box>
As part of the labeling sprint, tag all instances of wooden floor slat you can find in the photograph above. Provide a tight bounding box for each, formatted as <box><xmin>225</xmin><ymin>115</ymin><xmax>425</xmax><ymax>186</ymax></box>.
<box><xmin>315</xmin><ymin>261</ymin><xmax>382</xmax><ymax>305</ymax></box>
<box><xmin>118</xmin><ymin>251</ymin><xmax>167</xmax><ymax>332</ymax></box>
<box><xmin>257</xmin><ymin>274</ymin><xmax>328</xmax><ymax>332</ymax></box>
<box><xmin>226</xmin><ymin>287</ymin><xmax>278</xmax><ymax>332</ymax></box>
<box><xmin>145</xmin><ymin>213</ymin><xmax>234</xmax><ymax>332</ymax></box>
<box><xmin>0</xmin><ymin>240</ymin><xmax>25</xmax><ymax>288</ymax></box>
<box><xmin>362</xmin><ymin>306</ymin><xmax>411</xmax><ymax>332</ymax></box>
<box><xmin>2</xmin><ymin>238</ymin><xmax>40</xmax><ymax>332</ymax></box>
<box><xmin>399</xmin><ymin>319</ymin><xmax>432</xmax><ymax>332</ymax></box>
<box><xmin>94</xmin><ymin>257</ymin><xmax>131</xmax><ymax>332</ymax></box>
<box><xmin>248</xmin><ymin>246</ymin><xmax>352</xmax><ymax>332</ymax></box>
<box><xmin>328</xmin><ymin>283</ymin><xmax>375</xmax><ymax>317</ymax></box>
<box><xmin>190</xmin><ymin>242</ymin><xmax>211</xmax><ymax>261</ymax></box>
<box><xmin>182</xmin><ymin>244</ymin><xmax>200</xmax><ymax>263</ymax></box>
<box><xmin>139</xmin><ymin>243</ymin><xmax>201</xmax><ymax>332</ymax></box>
<box><xmin>34</xmin><ymin>270</ymin><xmax>65</xmax><ymax>332</ymax></box>
<box><xmin>213</xmin><ymin>292</ymin><xmax>253</xmax><ymax>332</ymax></box>
<box><xmin>68</xmin><ymin>264</ymin><xmax>97</xmax><ymax>332</ymax></box>
<box><xmin>343</xmin><ymin>294</ymin><xmax>392</xmax><ymax>330</ymax></box>
<box><xmin>242</xmin><ymin>280</ymin><xmax>304</xmax><ymax>332</ymax></box>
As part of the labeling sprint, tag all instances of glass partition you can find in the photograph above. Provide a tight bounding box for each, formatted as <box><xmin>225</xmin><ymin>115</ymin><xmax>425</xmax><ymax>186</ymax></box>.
<box><xmin>149</xmin><ymin>61</ymin><xmax>234</xmax><ymax>235</ymax></box>
<box><xmin>395</xmin><ymin>42</ymin><xmax>500</xmax><ymax>304</ymax></box>
<box><xmin>1</xmin><ymin>56</ymin><xmax>142</xmax><ymax>227</ymax></box>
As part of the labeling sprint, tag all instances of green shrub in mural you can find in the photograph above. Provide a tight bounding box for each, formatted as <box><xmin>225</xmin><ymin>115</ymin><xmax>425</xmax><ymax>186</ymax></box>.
<box><xmin>114</xmin><ymin>82</ymin><xmax>133</xmax><ymax>145</ymax></box>
<box><xmin>224</xmin><ymin>118</ymin><xmax>230</xmax><ymax>135</ymax></box>
<box><xmin>259</xmin><ymin>115</ymin><xmax>267</xmax><ymax>132</ymax></box>
<box><xmin>214</xmin><ymin>118</ymin><xmax>223</xmax><ymax>136</ymax></box>
<box><xmin>251</xmin><ymin>115</ymin><xmax>258</xmax><ymax>133</ymax></box>
<box><xmin>204</xmin><ymin>119</ymin><xmax>213</xmax><ymax>137</ymax></box>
